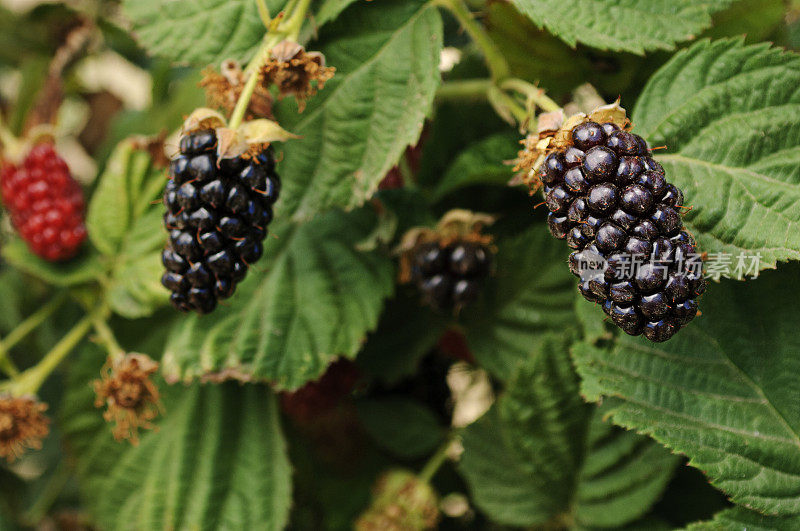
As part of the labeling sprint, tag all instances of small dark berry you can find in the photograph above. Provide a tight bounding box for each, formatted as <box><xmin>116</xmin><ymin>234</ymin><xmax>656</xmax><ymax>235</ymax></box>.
<box><xmin>643</xmin><ymin>319</ymin><xmax>677</xmax><ymax>342</ymax></box>
<box><xmin>651</xmin><ymin>206</ymin><xmax>682</xmax><ymax>236</ymax></box>
<box><xmin>620</xmin><ymin>184</ymin><xmax>653</xmax><ymax>215</ymax></box>
<box><xmin>610</xmin><ymin>209</ymin><xmax>638</xmax><ymax>231</ymax></box>
<box><xmin>635</xmin><ymin>263</ymin><xmax>667</xmax><ymax>293</ymax></box>
<box><xmin>587</xmin><ymin>183</ymin><xmax>618</xmax><ymax>214</ymax></box>
<box><xmin>640</xmin><ymin>292</ymin><xmax>670</xmax><ymax>319</ymax></box>
<box><xmin>564</xmin><ymin>147</ymin><xmax>585</xmax><ymax>168</ymax></box>
<box><xmin>545</xmin><ymin>185</ymin><xmax>573</xmax><ymax>213</ymax></box>
<box><xmin>583</xmin><ymin>146</ymin><xmax>618</xmax><ymax>182</ymax></box>
<box><xmin>564</xmin><ymin>167</ymin><xmax>589</xmax><ymax>193</ymax></box>
<box><xmin>572</xmin><ymin>121</ymin><xmax>606</xmax><ymax>151</ymax></box>
<box><xmin>595</xmin><ymin>223</ymin><xmax>626</xmax><ymax>253</ymax></box>
<box><xmin>638</xmin><ymin>170</ymin><xmax>666</xmax><ymax>197</ymax></box>
<box><xmin>541</xmin><ymin>153</ymin><xmax>567</xmax><ymax>185</ymax></box>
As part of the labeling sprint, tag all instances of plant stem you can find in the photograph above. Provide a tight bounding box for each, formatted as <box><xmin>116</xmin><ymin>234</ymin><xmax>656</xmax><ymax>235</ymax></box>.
<box><xmin>256</xmin><ymin>0</ymin><xmax>272</xmax><ymax>28</ymax></box>
<box><xmin>435</xmin><ymin>79</ymin><xmax>492</xmax><ymax>103</ymax></box>
<box><xmin>228</xmin><ymin>0</ymin><xmax>312</xmax><ymax>130</ymax></box>
<box><xmin>501</xmin><ymin>78</ymin><xmax>561</xmax><ymax>113</ymax></box>
<box><xmin>7</xmin><ymin>304</ymin><xmax>106</xmax><ymax>397</ymax></box>
<box><xmin>92</xmin><ymin>316</ymin><xmax>125</xmax><ymax>361</ymax></box>
<box><xmin>419</xmin><ymin>435</ymin><xmax>458</xmax><ymax>484</ymax></box>
<box><xmin>432</xmin><ymin>0</ymin><xmax>509</xmax><ymax>82</ymax></box>
<box><xmin>0</xmin><ymin>293</ymin><xmax>68</xmax><ymax>378</ymax></box>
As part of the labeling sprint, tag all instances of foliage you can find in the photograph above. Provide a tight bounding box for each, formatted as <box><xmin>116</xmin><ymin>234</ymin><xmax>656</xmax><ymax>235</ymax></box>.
<box><xmin>0</xmin><ymin>0</ymin><xmax>798</xmax><ymax>529</ymax></box>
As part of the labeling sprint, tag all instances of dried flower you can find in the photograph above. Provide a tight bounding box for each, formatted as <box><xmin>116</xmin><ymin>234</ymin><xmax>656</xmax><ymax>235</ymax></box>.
<box><xmin>0</xmin><ymin>395</ymin><xmax>50</xmax><ymax>462</ymax></box>
<box><xmin>200</xmin><ymin>60</ymin><xmax>274</xmax><ymax>119</ymax></box>
<box><xmin>93</xmin><ymin>353</ymin><xmax>161</xmax><ymax>445</ymax></box>
<box><xmin>356</xmin><ymin>470</ymin><xmax>440</xmax><ymax>530</ymax></box>
<box><xmin>260</xmin><ymin>41</ymin><xmax>335</xmax><ymax>112</ymax></box>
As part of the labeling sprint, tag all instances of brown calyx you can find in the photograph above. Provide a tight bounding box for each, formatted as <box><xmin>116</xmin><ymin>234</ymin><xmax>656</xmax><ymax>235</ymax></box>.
<box><xmin>93</xmin><ymin>353</ymin><xmax>162</xmax><ymax>445</ymax></box>
<box><xmin>0</xmin><ymin>395</ymin><xmax>50</xmax><ymax>462</ymax></box>
<box><xmin>260</xmin><ymin>41</ymin><xmax>335</xmax><ymax>112</ymax></box>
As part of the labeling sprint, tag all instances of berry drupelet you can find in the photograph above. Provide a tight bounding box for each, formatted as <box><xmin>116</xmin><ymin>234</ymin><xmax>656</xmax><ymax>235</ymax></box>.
<box><xmin>161</xmin><ymin>129</ymin><xmax>280</xmax><ymax>314</ymax></box>
<box><xmin>0</xmin><ymin>144</ymin><xmax>87</xmax><ymax>261</ymax></box>
<box><xmin>410</xmin><ymin>240</ymin><xmax>492</xmax><ymax>312</ymax></box>
<box><xmin>539</xmin><ymin>120</ymin><xmax>703</xmax><ymax>342</ymax></box>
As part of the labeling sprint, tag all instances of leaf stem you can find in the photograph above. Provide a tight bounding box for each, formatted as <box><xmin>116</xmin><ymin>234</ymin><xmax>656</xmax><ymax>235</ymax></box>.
<box><xmin>5</xmin><ymin>304</ymin><xmax>107</xmax><ymax>397</ymax></box>
<box><xmin>419</xmin><ymin>434</ymin><xmax>459</xmax><ymax>484</ymax></box>
<box><xmin>432</xmin><ymin>0</ymin><xmax>509</xmax><ymax>82</ymax></box>
<box><xmin>0</xmin><ymin>293</ymin><xmax>68</xmax><ymax>378</ymax></box>
<box><xmin>256</xmin><ymin>0</ymin><xmax>272</xmax><ymax>28</ymax></box>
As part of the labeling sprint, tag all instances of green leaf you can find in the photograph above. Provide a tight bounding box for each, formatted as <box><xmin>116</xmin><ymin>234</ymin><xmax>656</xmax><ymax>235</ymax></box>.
<box><xmin>87</xmin><ymin>141</ymin><xmax>169</xmax><ymax>317</ymax></box>
<box><xmin>461</xmin><ymin>225</ymin><xmax>577</xmax><ymax>380</ymax></box>
<box><xmin>484</xmin><ymin>1</ymin><xmax>590</xmax><ymax>98</ymax></box>
<box><xmin>356</xmin><ymin>397</ymin><xmax>444</xmax><ymax>459</ymax></box>
<box><xmin>431</xmin><ymin>133</ymin><xmax>519</xmax><ymax>200</ymax></box>
<box><xmin>276</xmin><ymin>0</ymin><xmax>442</xmax><ymax>221</ymax></box>
<box><xmin>315</xmin><ymin>0</ymin><xmax>358</xmax><ymax>25</ymax></box>
<box><xmin>162</xmin><ymin>208</ymin><xmax>394</xmax><ymax>390</ymax></box>
<box><xmin>509</xmin><ymin>0</ymin><xmax>734</xmax><ymax>54</ymax></box>
<box><xmin>1</xmin><ymin>240</ymin><xmax>104</xmax><ymax>287</ymax></box>
<box><xmin>633</xmin><ymin>39</ymin><xmax>800</xmax><ymax>276</ymax></box>
<box><xmin>458</xmin><ymin>337</ymin><xmax>677</xmax><ymax>527</ymax></box>
<box><xmin>122</xmin><ymin>0</ymin><xmax>287</xmax><ymax>65</ymax></box>
<box><xmin>573</xmin><ymin>264</ymin><xmax>800</xmax><ymax>516</ymax></box>
<box><xmin>702</xmin><ymin>0</ymin><xmax>786</xmax><ymax>44</ymax></box>
<box><xmin>61</xmin><ymin>346</ymin><xmax>292</xmax><ymax>531</ymax></box>
<box><xmin>684</xmin><ymin>507</ymin><xmax>800</xmax><ymax>530</ymax></box>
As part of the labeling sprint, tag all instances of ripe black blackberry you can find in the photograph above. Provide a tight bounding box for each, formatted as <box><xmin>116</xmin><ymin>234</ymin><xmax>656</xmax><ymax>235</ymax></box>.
<box><xmin>161</xmin><ymin>129</ymin><xmax>280</xmax><ymax>314</ymax></box>
<box><xmin>410</xmin><ymin>240</ymin><xmax>492</xmax><ymax>311</ymax></box>
<box><xmin>535</xmin><ymin>117</ymin><xmax>704</xmax><ymax>342</ymax></box>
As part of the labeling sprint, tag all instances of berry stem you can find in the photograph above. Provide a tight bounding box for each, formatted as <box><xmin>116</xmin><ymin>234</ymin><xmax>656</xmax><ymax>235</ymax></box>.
<box><xmin>487</xmin><ymin>85</ymin><xmax>528</xmax><ymax>126</ymax></box>
<box><xmin>3</xmin><ymin>304</ymin><xmax>108</xmax><ymax>397</ymax></box>
<box><xmin>0</xmin><ymin>293</ymin><xmax>68</xmax><ymax>379</ymax></box>
<box><xmin>432</xmin><ymin>0</ymin><xmax>510</xmax><ymax>83</ymax></box>
<box><xmin>418</xmin><ymin>433</ymin><xmax>460</xmax><ymax>484</ymax></box>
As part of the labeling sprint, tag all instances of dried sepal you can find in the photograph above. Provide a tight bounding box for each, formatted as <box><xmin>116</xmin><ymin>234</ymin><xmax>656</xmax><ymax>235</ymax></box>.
<box><xmin>182</xmin><ymin>108</ymin><xmax>227</xmax><ymax>135</ymax></box>
<box><xmin>513</xmin><ymin>101</ymin><xmax>631</xmax><ymax>191</ymax></box>
<box><xmin>93</xmin><ymin>353</ymin><xmax>162</xmax><ymax>445</ymax></box>
<box><xmin>130</xmin><ymin>130</ymin><xmax>170</xmax><ymax>168</ymax></box>
<box><xmin>0</xmin><ymin>394</ymin><xmax>50</xmax><ymax>462</ymax></box>
<box><xmin>260</xmin><ymin>40</ymin><xmax>335</xmax><ymax>112</ymax></box>
<box><xmin>396</xmin><ymin>209</ymin><xmax>495</xmax><ymax>284</ymax></box>
<box><xmin>200</xmin><ymin>60</ymin><xmax>274</xmax><ymax>119</ymax></box>
<box><xmin>215</xmin><ymin>120</ymin><xmax>297</xmax><ymax>162</ymax></box>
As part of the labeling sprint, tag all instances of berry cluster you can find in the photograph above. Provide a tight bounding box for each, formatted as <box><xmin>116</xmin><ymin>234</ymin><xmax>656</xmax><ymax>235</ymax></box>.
<box><xmin>161</xmin><ymin>129</ymin><xmax>280</xmax><ymax>313</ymax></box>
<box><xmin>540</xmin><ymin>121</ymin><xmax>705</xmax><ymax>342</ymax></box>
<box><xmin>0</xmin><ymin>144</ymin><xmax>87</xmax><ymax>261</ymax></box>
<box><xmin>411</xmin><ymin>240</ymin><xmax>492</xmax><ymax>312</ymax></box>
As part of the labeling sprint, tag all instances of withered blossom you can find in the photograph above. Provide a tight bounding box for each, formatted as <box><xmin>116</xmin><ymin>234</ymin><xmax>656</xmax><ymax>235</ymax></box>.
<box><xmin>200</xmin><ymin>60</ymin><xmax>274</xmax><ymax>119</ymax></box>
<box><xmin>0</xmin><ymin>395</ymin><xmax>50</xmax><ymax>462</ymax></box>
<box><xmin>260</xmin><ymin>41</ymin><xmax>335</xmax><ymax>112</ymax></box>
<box><xmin>93</xmin><ymin>353</ymin><xmax>161</xmax><ymax>445</ymax></box>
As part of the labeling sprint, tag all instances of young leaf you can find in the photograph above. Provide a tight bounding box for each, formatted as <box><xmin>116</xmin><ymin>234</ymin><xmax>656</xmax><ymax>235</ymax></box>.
<box><xmin>573</xmin><ymin>264</ymin><xmax>800</xmax><ymax>516</ymax></box>
<box><xmin>633</xmin><ymin>39</ymin><xmax>800</xmax><ymax>276</ymax></box>
<box><xmin>431</xmin><ymin>133</ymin><xmax>519</xmax><ymax>200</ymax></box>
<box><xmin>162</xmin><ymin>208</ymin><xmax>394</xmax><ymax>390</ymax></box>
<box><xmin>509</xmin><ymin>0</ymin><xmax>735</xmax><ymax>54</ymax></box>
<box><xmin>684</xmin><ymin>507</ymin><xmax>800</xmax><ymax>530</ymax></box>
<box><xmin>275</xmin><ymin>0</ymin><xmax>443</xmax><ymax>221</ymax></box>
<box><xmin>122</xmin><ymin>0</ymin><xmax>287</xmax><ymax>65</ymax></box>
<box><xmin>461</xmin><ymin>225</ymin><xmax>578</xmax><ymax>380</ymax></box>
<box><xmin>87</xmin><ymin>141</ymin><xmax>169</xmax><ymax>318</ymax></box>
<box><xmin>458</xmin><ymin>337</ymin><xmax>678</xmax><ymax>527</ymax></box>
<box><xmin>61</xmin><ymin>346</ymin><xmax>292</xmax><ymax>531</ymax></box>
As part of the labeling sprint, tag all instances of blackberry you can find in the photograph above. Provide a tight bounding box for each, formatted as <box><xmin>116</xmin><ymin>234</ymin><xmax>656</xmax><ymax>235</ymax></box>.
<box><xmin>534</xmin><ymin>116</ymin><xmax>703</xmax><ymax>342</ymax></box>
<box><xmin>160</xmin><ymin>129</ymin><xmax>280</xmax><ymax>314</ymax></box>
<box><xmin>410</xmin><ymin>240</ymin><xmax>492</xmax><ymax>311</ymax></box>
